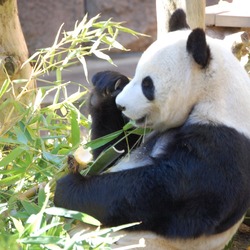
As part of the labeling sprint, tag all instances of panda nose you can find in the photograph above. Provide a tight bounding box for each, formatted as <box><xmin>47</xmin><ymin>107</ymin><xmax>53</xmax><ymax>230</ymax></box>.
<box><xmin>117</xmin><ymin>104</ymin><xmax>126</xmax><ymax>111</ymax></box>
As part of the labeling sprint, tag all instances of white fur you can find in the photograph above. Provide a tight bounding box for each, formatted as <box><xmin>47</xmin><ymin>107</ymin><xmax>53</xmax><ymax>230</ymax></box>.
<box><xmin>110</xmin><ymin>217</ymin><xmax>243</xmax><ymax>250</ymax></box>
<box><xmin>113</xmin><ymin>30</ymin><xmax>250</xmax><ymax>249</ymax></box>
<box><xmin>116</xmin><ymin>30</ymin><xmax>250</xmax><ymax>138</ymax></box>
<box><xmin>73</xmin><ymin>217</ymin><xmax>243</xmax><ymax>250</ymax></box>
<box><xmin>109</xmin><ymin>131</ymin><xmax>175</xmax><ymax>172</ymax></box>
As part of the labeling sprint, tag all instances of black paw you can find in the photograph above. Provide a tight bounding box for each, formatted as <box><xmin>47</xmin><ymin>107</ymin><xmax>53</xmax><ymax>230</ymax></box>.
<box><xmin>54</xmin><ymin>173</ymin><xmax>85</xmax><ymax>209</ymax></box>
<box><xmin>67</xmin><ymin>154</ymin><xmax>80</xmax><ymax>174</ymax></box>
<box><xmin>90</xmin><ymin>71</ymin><xmax>129</xmax><ymax>107</ymax></box>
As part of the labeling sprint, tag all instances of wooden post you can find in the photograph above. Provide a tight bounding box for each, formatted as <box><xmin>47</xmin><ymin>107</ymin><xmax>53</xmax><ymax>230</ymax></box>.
<box><xmin>0</xmin><ymin>0</ymin><xmax>35</xmax><ymax>135</ymax></box>
<box><xmin>186</xmin><ymin>0</ymin><xmax>205</xmax><ymax>30</ymax></box>
<box><xmin>156</xmin><ymin>0</ymin><xmax>205</xmax><ymax>39</ymax></box>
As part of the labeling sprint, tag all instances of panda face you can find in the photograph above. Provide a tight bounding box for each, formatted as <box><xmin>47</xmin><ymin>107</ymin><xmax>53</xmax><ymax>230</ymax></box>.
<box><xmin>116</xmin><ymin>28</ymin><xmax>250</xmax><ymax>135</ymax></box>
<box><xmin>116</xmin><ymin>30</ymin><xmax>200</xmax><ymax>131</ymax></box>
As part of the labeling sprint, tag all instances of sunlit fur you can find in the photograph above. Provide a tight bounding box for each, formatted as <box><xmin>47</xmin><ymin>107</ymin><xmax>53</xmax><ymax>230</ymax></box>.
<box><xmin>116</xmin><ymin>30</ymin><xmax>250</xmax><ymax>137</ymax></box>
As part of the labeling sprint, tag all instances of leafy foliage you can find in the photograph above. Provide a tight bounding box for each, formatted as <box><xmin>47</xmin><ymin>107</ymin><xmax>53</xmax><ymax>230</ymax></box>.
<box><xmin>0</xmin><ymin>14</ymin><xmax>143</xmax><ymax>249</ymax></box>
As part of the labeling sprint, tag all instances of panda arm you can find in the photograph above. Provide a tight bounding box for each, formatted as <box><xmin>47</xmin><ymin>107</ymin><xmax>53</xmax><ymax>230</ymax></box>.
<box><xmin>54</xmin><ymin>164</ymin><xmax>174</xmax><ymax>230</ymax></box>
<box><xmin>54</xmin><ymin>159</ymin><xmax>228</xmax><ymax>238</ymax></box>
<box><xmin>89</xmin><ymin>71</ymin><xmax>140</xmax><ymax>159</ymax></box>
<box><xmin>54</xmin><ymin>124</ymin><xmax>250</xmax><ymax>238</ymax></box>
<box><xmin>54</xmin><ymin>158</ymin><xmax>232</xmax><ymax>238</ymax></box>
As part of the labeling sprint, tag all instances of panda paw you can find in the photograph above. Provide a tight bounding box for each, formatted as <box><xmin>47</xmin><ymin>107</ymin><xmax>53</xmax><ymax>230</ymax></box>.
<box><xmin>90</xmin><ymin>71</ymin><xmax>129</xmax><ymax>107</ymax></box>
<box><xmin>67</xmin><ymin>154</ymin><xmax>80</xmax><ymax>174</ymax></box>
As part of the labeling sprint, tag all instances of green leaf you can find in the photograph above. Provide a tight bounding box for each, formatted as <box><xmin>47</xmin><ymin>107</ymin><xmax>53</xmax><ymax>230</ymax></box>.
<box><xmin>65</xmin><ymin>91</ymin><xmax>87</xmax><ymax>104</ymax></box>
<box><xmin>108</xmin><ymin>26</ymin><xmax>114</xmax><ymax>36</ymax></box>
<box><xmin>38</xmin><ymin>187</ymin><xmax>46</xmax><ymax>208</ymax></box>
<box><xmin>0</xmin><ymin>79</ymin><xmax>11</xmax><ymax>99</ymax></box>
<box><xmin>34</xmin><ymin>222</ymin><xmax>63</xmax><ymax>236</ymax></box>
<box><xmin>0</xmin><ymin>174</ymin><xmax>23</xmax><ymax>186</ymax></box>
<box><xmin>102</xmin><ymin>36</ymin><xmax>126</xmax><ymax>50</ymax></box>
<box><xmin>77</xmin><ymin>55</ymin><xmax>89</xmax><ymax>82</ymax></box>
<box><xmin>0</xmin><ymin>137</ymin><xmax>21</xmax><ymax>145</ymax></box>
<box><xmin>18</xmin><ymin>121</ymin><xmax>34</xmax><ymax>143</ymax></box>
<box><xmin>43</xmin><ymin>152</ymin><xmax>62</xmax><ymax>165</ymax></box>
<box><xmin>21</xmin><ymin>200</ymin><xmax>40</xmax><ymax>215</ymax></box>
<box><xmin>0</xmin><ymin>146</ymin><xmax>25</xmax><ymax>167</ymax></box>
<box><xmin>45</xmin><ymin>207</ymin><xmax>101</xmax><ymax>226</ymax></box>
<box><xmin>85</xmin><ymin>129</ymin><xmax>123</xmax><ymax>150</ymax></box>
<box><xmin>0</xmin><ymin>13</ymin><xmax>146</xmax><ymax>250</ymax></box>
<box><xmin>70</xmin><ymin>110</ymin><xmax>80</xmax><ymax>147</ymax></box>
<box><xmin>55</xmin><ymin>68</ymin><xmax>62</xmax><ymax>84</ymax></box>
<box><xmin>13</xmin><ymin>127</ymin><xmax>28</xmax><ymax>145</ymax></box>
<box><xmin>116</xmin><ymin>25</ymin><xmax>147</xmax><ymax>37</ymax></box>
<box><xmin>19</xmin><ymin>236</ymin><xmax>65</xmax><ymax>245</ymax></box>
<box><xmin>11</xmin><ymin>217</ymin><xmax>25</xmax><ymax>236</ymax></box>
<box><xmin>92</xmin><ymin>50</ymin><xmax>114</xmax><ymax>65</ymax></box>
<box><xmin>85</xmin><ymin>146</ymin><xmax>124</xmax><ymax>175</ymax></box>
<box><xmin>12</xmin><ymin>79</ymin><xmax>29</xmax><ymax>84</ymax></box>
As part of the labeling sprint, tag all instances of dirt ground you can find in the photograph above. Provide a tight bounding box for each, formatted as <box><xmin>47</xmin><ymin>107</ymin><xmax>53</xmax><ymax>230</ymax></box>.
<box><xmin>231</xmin><ymin>223</ymin><xmax>250</xmax><ymax>250</ymax></box>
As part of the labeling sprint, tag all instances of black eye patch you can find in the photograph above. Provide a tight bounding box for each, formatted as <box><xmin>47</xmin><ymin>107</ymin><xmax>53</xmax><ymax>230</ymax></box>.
<box><xmin>142</xmin><ymin>76</ymin><xmax>155</xmax><ymax>101</ymax></box>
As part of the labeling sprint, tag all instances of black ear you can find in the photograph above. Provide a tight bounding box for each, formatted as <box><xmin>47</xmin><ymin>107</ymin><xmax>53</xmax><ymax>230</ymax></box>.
<box><xmin>186</xmin><ymin>28</ymin><xmax>211</xmax><ymax>68</ymax></box>
<box><xmin>169</xmin><ymin>9</ymin><xmax>190</xmax><ymax>32</ymax></box>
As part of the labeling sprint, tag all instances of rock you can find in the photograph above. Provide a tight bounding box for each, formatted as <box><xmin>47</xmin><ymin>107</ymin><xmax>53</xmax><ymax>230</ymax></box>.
<box><xmin>18</xmin><ymin>0</ymin><xmax>84</xmax><ymax>55</ymax></box>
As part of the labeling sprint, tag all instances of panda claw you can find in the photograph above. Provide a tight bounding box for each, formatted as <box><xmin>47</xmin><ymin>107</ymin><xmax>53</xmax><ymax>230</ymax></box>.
<box><xmin>114</xmin><ymin>79</ymin><xmax>122</xmax><ymax>91</ymax></box>
<box><xmin>105</xmin><ymin>88</ymin><xmax>110</xmax><ymax>96</ymax></box>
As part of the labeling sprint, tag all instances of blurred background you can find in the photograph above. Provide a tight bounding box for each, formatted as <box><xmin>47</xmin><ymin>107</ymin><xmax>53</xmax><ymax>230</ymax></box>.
<box><xmin>17</xmin><ymin>0</ymin><xmax>249</xmax><ymax>55</ymax></box>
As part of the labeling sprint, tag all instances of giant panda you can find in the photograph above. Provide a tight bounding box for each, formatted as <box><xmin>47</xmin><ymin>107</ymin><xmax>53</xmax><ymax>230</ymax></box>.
<box><xmin>54</xmin><ymin>9</ymin><xmax>250</xmax><ymax>250</ymax></box>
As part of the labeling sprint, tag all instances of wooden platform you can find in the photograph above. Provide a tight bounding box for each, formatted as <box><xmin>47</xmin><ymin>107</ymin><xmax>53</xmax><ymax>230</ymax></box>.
<box><xmin>206</xmin><ymin>1</ymin><xmax>250</xmax><ymax>27</ymax></box>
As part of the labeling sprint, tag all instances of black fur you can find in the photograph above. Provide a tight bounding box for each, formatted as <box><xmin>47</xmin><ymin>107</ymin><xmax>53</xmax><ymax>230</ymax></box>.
<box><xmin>169</xmin><ymin>8</ymin><xmax>190</xmax><ymax>32</ymax></box>
<box><xmin>142</xmin><ymin>76</ymin><xmax>155</xmax><ymax>101</ymax></box>
<box><xmin>54</xmin><ymin>10</ymin><xmax>250</xmax><ymax>240</ymax></box>
<box><xmin>54</xmin><ymin>121</ymin><xmax>250</xmax><ymax>238</ymax></box>
<box><xmin>89</xmin><ymin>71</ymin><xmax>140</xmax><ymax>159</ymax></box>
<box><xmin>187</xmin><ymin>28</ymin><xmax>211</xmax><ymax>68</ymax></box>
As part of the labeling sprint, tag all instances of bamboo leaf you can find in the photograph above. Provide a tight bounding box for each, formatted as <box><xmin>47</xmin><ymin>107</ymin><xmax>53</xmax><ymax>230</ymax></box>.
<box><xmin>85</xmin><ymin>130</ymin><xmax>123</xmax><ymax>150</ymax></box>
<box><xmin>0</xmin><ymin>137</ymin><xmax>21</xmax><ymax>145</ymax></box>
<box><xmin>45</xmin><ymin>207</ymin><xmax>101</xmax><ymax>226</ymax></box>
<box><xmin>11</xmin><ymin>217</ymin><xmax>25</xmax><ymax>236</ymax></box>
<box><xmin>19</xmin><ymin>236</ymin><xmax>65</xmax><ymax>245</ymax></box>
<box><xmin>43</xmin><ymin>152</ymin><xmax>62</xmax><ymax>165</ymax></box>
<box><xmin>65</xmin><ymin>90</ymin><xmax>87</xmax><ymax>104</ymax></box>
<box><xmin>0</xmin><ymin>79</ymin><xmax>11</xmax><ymax>99</ymax></box>
<box><xmin>55</xmin><ymin>68</ymin><xmax>62</xmax><ymax>85</ymax></box>
<box><xmin>102</xmin><ymin>36</ymin><xmax>127</xmax><ymax>50</ymax></box>
<box><xmin>0</xmin><ymin>13</ymin><xmax>146</xmax><ymax>250</ymax></box>
<box><xmin>85</xmin><ymin>146</ymin><xmax>124</xmax><ymax>175</ymax></box>
<box><xmin>12</xmin><ymin>79</ymin><xmax>29</xmax><ymax>84</ymax></box>
<box><xmin>92</xmin><ymin>50</ymin><xmax>114</xmax><ymax>65</ymax></box>
<box><xmin>21</xmin><ymin>200</ymin><xmax>40</xmax><ymax>216</ymax></box>
<box><xmin>22</xmin><ymin>51</ymin><xmax>40</xmax><ymax>68</ymax></box>
<box><xmin>70</xmin><ymin>110</ymin><xmax>80</xmax><ymax>147</ymax></box>
<box><xmin>31</xmin><ymin>222</ymin><xmax>62</xmax><ymax>237</ymax></box>
<box><xmin>38</xmin><ymin>187</ymin><xmax>46</xmax><ymax>208</ymax></box>
<box><xmin>0</xmin><ymin>174</ymin><xmax>23</xmax><ymax>186</ymax></box>
<box><xmin>77</xmin><ymin>55</ymin><xmax>89</xmax><ymax>82</ymax></box>
<box><xmin>0</xmin><ymin>146</ymin><xmax>25</xmax><ymax>167</ymax></box>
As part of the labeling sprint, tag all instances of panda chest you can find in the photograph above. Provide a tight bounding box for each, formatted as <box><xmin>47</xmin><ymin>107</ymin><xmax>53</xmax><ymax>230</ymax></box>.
<box><xmin>110</xmin><ymin>131</ymin><xmax>174</xmax><ymax>172</ymax></box>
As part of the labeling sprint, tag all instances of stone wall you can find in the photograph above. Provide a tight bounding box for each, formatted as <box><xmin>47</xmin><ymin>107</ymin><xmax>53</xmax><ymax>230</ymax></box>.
<box><xmin>18</xmin><ymin>0</ymin><xmax>157</xmax><ymax>55</ymax></box>
<box><xmin>18</xmin><ymin>0</ymin><xmax>220</xmax><ymax>55</ymax></box>
<box><xmin>18</xmin><ymin>0</ymin><xmax>84</xmax><ymax>55</ymax></box>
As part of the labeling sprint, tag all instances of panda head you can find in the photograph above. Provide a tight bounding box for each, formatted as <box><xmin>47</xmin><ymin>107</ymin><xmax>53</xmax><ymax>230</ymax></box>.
<box><xmin>116</xmin><ymin>10</ymin><xmax>250</xmax><ymax>133</ymax></box>
<box><xmin>116</xmin><ymin>28</ymin><xmax>210</xmax><ymax>131</ymax></box>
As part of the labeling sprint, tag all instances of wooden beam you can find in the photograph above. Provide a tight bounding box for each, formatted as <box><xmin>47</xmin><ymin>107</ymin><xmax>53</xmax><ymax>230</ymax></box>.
<box><xmin>156</xmin><ymin>0</ymin><xmax>205</xmax><ymax>39</ymax></box>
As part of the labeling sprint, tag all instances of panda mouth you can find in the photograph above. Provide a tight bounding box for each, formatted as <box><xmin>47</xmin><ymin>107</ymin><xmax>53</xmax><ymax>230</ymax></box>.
<box><xmin>135</xmin><ymin>116</ymin><xmax>146</xmax><ymax>124</ymax></box>
<box><xmin>135</xmin><ymin>116</ymin><xmax>149</xmax><ymax>127</ymax></box>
